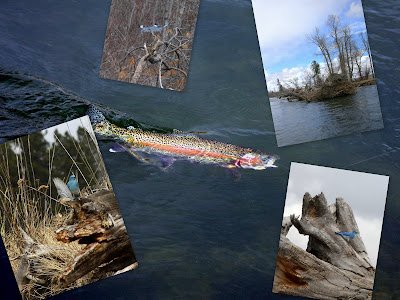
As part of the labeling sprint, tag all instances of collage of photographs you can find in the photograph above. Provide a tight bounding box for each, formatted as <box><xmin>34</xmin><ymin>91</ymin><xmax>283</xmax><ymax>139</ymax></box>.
<box><xmin>0</xmin><ymin>0</ymin><xmax>399</xmax><ymax>299</ymax></box>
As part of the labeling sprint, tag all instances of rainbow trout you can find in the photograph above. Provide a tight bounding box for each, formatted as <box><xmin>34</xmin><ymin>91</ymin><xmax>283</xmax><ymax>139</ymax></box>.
<box><xmin>87</xmin><ymin>106</ymin><xmax>279</xmax><ymax>172</ymax></box>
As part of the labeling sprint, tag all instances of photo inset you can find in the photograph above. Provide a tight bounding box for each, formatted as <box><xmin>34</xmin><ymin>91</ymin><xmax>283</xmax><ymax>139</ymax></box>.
<box><xmin>252</xmin><ymin>0</ymin><xmax>384</xmax><ymax>146</ymax></box>
<box><xmin>0</xmin><ymin>116</ymin><xmax>137</xmax><ymax>299</ymax></box>
<box><xmin>273</xmin><ymin>162</ymin><xmax>389</xmax><ymax>299</ymax></box>
<box><xmin>99</xmin><ymin>0</ymin><xmax>200</xmax><ymax>91</ymax></box>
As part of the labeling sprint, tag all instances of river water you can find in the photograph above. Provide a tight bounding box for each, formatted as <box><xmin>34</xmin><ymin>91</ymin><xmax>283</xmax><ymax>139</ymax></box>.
<box><xmin>0</xmin><ymin>0</ymin><xmax>399</xmax><ymax>299</ymax></box>
<box><xmin>270</xmin><ymin>85</ymin><xmax>384</xmax><ymax>147</ymax></box>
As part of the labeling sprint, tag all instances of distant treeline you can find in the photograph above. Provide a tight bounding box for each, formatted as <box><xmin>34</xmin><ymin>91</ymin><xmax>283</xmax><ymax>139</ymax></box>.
<box><xmin>0</xmin><ymin>127</ymin><xmax>101</xmax><ymax>200</ymax></box>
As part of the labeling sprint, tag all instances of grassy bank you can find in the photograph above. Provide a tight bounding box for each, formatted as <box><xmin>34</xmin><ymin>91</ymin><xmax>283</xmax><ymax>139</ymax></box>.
<box><xmin>0</xmin><ymin>122</ymin><xmax>111</xmax><ymax>299</ymax></box>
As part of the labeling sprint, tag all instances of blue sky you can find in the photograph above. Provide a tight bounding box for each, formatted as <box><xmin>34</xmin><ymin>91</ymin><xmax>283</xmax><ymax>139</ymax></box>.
<box><xmin>252</xmin><ymin>0</ymin><xmax>368</xmax><ymax>91</ymax></box>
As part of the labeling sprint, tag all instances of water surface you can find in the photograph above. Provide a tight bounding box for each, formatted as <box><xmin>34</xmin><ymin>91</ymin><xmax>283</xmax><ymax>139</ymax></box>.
<box><xmin>270</xmin><ymin>85</ymin><xmax>383</xmax><ymax>146</ymax></box>
<box><xmin>0</xmin><ymin>0</ymin><xmax>399</xmax><ymax>299</ymax></box>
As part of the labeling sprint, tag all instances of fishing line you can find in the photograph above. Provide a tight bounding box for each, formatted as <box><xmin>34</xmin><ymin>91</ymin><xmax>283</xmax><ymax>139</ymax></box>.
<box><xmin>278</xmin><ymin>164</ymin><xmax>290</xmax><ymax>170</ymax></box>
<box><xmin>341</xmin><ymin>146</ymin><xmax>400</xmax><ymax>169</ymax></box>
<box><xmin>276</xmin><ymin>146</ymin><xmax>400</xmax><ymax>171</ymax></box>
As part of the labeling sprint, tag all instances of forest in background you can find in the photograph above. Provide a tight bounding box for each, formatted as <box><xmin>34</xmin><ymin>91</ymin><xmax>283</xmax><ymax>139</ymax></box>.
<box><xmin>0</xmin><ymin>127</ymin><xmax>105</xmax><ymax>202</ymax></box>
<box><xmin>99</xmin><ymin>0</ymin><xmax>200</xmax><ymax>91</ymax></box>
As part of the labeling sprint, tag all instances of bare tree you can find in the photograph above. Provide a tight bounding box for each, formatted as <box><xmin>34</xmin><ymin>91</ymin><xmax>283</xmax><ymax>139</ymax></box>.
<box><xmin>342</xmin><ymin>26</ymin><xmax>355</xmax><ymax>80</ymax></box>
<box><xmin>327</xmin><ymin>15</ymin><xmax>348</xmax><ymax>79</ymax></box>
<box><xmin>303</xmin><ymin>69</ymin><xmax>313</xmax><ymax>89</ymax></box>
<box><xmin>288</xmin><ymin>77</ymin><xmax>301</xmax><ymax>90</ymax></box>
<box><xmin>352</xmin><ymin>43</ymin><xmax>366</xmax><ymax>79</ymax></box>
<box><xmin>363</xmin><ymin>64</ymin><xmax>371</xmax><ymax>79</ymax></box>
<box><xmin>99</xmin><ymin>0</ymin><xmax>200</xmax><ymax>91</ymax></box>
<box><xmin>360</xmin><ymin>32</ymin><xmax>374</xmax><ymax>79</ymax></box>
<box><xmin>307</xmin><ymin>27</ymin><xmax>334</xmax><ymax>76</ymax></box>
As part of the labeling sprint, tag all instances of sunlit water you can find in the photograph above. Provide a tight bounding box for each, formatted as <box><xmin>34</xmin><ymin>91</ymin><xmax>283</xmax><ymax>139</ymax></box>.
<box><xmin>0</xmin><ymin>0</ymin><xmax>399</xmax><ymax>299</ymax></box>
<box><xmin>270</xmin><ymin>85</ymin><xmax>383</xmax><ymax>146</ymax></box>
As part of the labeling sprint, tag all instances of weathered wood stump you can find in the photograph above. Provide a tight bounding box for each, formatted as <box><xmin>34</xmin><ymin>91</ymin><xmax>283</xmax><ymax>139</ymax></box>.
<box><xmin>55</xmin><ymin>189</ymin><xmax>137</xmax><ymax>285</ymax></box>
<box><xmin>14</xmin><ymin>190</ymin><xmax>137</xmax><ymax>299</ymax></box>
<box><xmin>273</xmin><ymin>192</ymin><xmax>375</xmax><ymax>300</ymax></box>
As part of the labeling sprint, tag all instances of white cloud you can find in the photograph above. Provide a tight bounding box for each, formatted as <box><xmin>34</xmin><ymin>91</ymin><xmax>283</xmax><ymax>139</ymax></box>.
<box><xmin>252</xmin><ymin>0</ymin><xmax>350</xmax><ymax>47</ymax></box>
<box><xmin>349</xmin><ymin>20</ymin><xmax>366</xmax><ymax>32</ymax></box>
<box><xmin>266</xmin><ymin>65</ymin><xmax>307</xmax><ymax>91</ymax></box>
<box><xmin>266</xmin><ymin>54</ymin><xmax>371</xmax><ymax>92</ymax></box>
<box><xmin>252</xmin><ymin>0</ymin><xmax>351</xmax><ymax>64</ymax></box>
<box><xmin>287</xmin><ymin>226</ymin><xmax>309</xmax><ymax>251</ymax></box>
<box><xmin>283</xmin><ymin>196</ymin><xmax>302</xmax><ymax>217</ymax></box>
<box><xmin>252</xmin><ymin>0</ymin><xmax>370</xmax><ymax>89</ymax></box>
<box><xmin>346</xmin><ymin>2</ymin><xmax>364</xmax><ymax>18</ymax></box>
<box><xmin>355</xmin><ymin>216</ymin><xmax>382</xmax><ymax>267</ymax></box>
<box><xmin>282</xmin><ymin>199</ymin><xmax>309</xmax><ymax>251</ymax></box>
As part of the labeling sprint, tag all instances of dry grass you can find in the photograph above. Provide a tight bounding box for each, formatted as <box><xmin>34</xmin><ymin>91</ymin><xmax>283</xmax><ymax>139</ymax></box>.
<box><xmin>0</xmin><ymin>120</ymin><xmax>112</xmax><ymax>299</ymax></box>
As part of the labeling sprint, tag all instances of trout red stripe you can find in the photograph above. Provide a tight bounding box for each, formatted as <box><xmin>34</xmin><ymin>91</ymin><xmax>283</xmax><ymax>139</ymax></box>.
<box><xmin>137</xmin><ymin>141</ymin><xmax>237</xmax><ymax>160</ymax></box>
<box><xmin>86</xmin><ymin>105</ymin><xmax>279</xmax><ymax>170</ymax></box>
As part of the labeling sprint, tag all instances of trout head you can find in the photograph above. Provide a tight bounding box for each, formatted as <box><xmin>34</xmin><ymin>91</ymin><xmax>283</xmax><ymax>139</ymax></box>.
<box><xmin>233</xmin><ymin>153</ymin><xmax>279</xmax><ymax>170</ymax></box>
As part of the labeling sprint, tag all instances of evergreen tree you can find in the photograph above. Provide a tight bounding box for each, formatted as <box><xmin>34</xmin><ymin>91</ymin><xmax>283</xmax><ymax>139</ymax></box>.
<box><xmin>0</xmin><ymin>131</ymin><xmax>50</xmax><ymax>190</ymax></box>
<box><xmin>310</xmin><ymin>61</ymin><xmax>321</xmax><ymax>86</ymax></box>
<box><xmin>277</xmin><ymin>78</ymin><xmax>284</xmax><ymax>92</ymax></box>
<box><xmin>0</xmin><ymin>124</ymin><xmax>106</xmax><ymax>200</ymax></box>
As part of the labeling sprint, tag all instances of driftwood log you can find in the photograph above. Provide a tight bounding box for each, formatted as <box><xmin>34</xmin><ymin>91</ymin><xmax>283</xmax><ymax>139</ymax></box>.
<box><xmin>55</xmin><ymin>189</ymin><xmax>137</xmax><ymax>285</ymax></box>
<box><xmin>273</xmin><ymin>192</ymin><xmax>375</xmax><ymax>300</ymax></box>
<box><xmin>15</xmin><ymin>190</ymin><xmax>137</xmax><ymax>298</ymax></box>
<box><xmin>279</xmin><ymin>74</ymin><xmax>357</xmax><ymax>102</ymax></box>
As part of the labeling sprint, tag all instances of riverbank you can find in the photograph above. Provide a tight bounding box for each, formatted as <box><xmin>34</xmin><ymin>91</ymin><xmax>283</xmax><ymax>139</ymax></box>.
<box><xmin>353</xmin><ymin>78</ymin><xmax>376</xmax><ymax>87</ymax></box>
<box><xmin>269</xmin><ymin>78</ymin><xmax>376</xmax><ymax>103</ymax></box>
